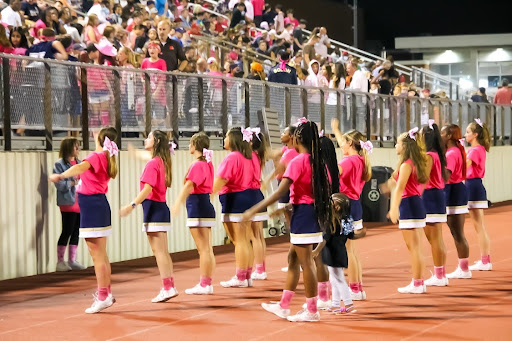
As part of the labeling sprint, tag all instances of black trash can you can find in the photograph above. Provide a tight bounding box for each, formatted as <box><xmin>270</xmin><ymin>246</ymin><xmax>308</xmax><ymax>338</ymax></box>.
<box><xmin>361</xmin><ymin>166</ymin><xmax>394</xmax><ymax>222</ymax></box>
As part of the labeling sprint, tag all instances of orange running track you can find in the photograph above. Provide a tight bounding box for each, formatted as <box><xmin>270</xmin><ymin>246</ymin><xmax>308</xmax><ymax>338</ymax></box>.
<box><xmin>1</xmin><ymin>205</ymin><xmax>512</xmax><ymax>341</ymax></box>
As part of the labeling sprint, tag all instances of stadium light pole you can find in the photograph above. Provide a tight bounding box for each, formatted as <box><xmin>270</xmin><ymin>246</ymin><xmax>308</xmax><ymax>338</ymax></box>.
<box><xmin>353</xmin><ymin>0</ymin><xmax>358</xmax><ymax>48</ymax></box>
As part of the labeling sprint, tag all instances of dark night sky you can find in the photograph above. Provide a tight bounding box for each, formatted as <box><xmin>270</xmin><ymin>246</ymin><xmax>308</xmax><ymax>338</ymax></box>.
<box><xmin>360</xmin><ymin>0</ymin><xmax>512</xmax><ymax>49</ymax></box>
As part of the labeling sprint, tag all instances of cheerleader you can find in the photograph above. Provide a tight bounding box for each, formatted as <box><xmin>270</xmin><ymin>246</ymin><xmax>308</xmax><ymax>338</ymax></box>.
<box><xmin>465</xmin><ymin>119</ymin><xmax>492</xmax><ymax>271</ymax></box>
<box><xmin>49</xmin><ymin>127</ymin><xmax>118</xmax><ymax>313</ymax></box>
<box><xmin>421</xmin><ymin>121</ymin><xmax>449</xmax><ymax>286</ymax></box>
<box><xmin>243</xmin><ymin>119</ymin><xmax>332</xmax><ymax>322</ymax></box>
<box><xmin>212</xmin><ymin>127</ymin><xmax>255</xmax><ymax>288</ymax></box>
<box><xmin>331</xmin><ymin>119</ymin><xmax>372</xmax><ymax>300</ymax></box>
<box><xmin>313</xmin><ymin>193</ymin><xmax>356</xmax><ymax>314</ymax></box>
<box><xmin>249</xmin><ymin>128</ymin><xmax>270</xmax><ymax>281</ymax></box>
<box><xmin>386</xmin><ymin>128</ymin><xmax>428</xmax><ymax>294</ymax></box>
<box><xmin>120</xmin><ymin>130</ymin><xmax>177</xmax><ymax>302</ymax></box>
<box><xmin>171</xmin><ymin>132</ymin><xmax>216</xmax><ymax>294</ymax></box>
<box><xmin>441</xmin><ymin>124</ymin><xmax>471</xmax><ymax>279</ymax></box>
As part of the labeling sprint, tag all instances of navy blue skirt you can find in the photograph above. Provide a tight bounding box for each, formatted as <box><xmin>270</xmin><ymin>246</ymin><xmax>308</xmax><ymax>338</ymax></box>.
<box><xmin>141</xmin><ymin>199</ymin><xmax>171</xmax><ymax>232</ymax></box>
<box><xmin>289</xmin><ymin>204</ymin><xmax>323</xmax><ymax>245</ymax></box>
<box><xmin>219</xmin><ymin>189</ymin><xmax>254</xmax><ymax>222</ymax></box>
<box><xmin>422</xmin><ymin>188</ymin><xmax>447</xmax><ymax>223</ymax></box>
<box><xmin>186</xmin><ymin>193</ymin><xmax>216</xmax><ymax>227</ymax></box>
<box><xmin>249</xmin><ymin>188</ymin><xmax>268</xmax><ymax>221</ymax></box>
<box><xmin>466</xmin><ymin>178</ymin><xmax>488</xmax><ymax>209</ymax></box>
<box><xmin>277</xmin><ymin>180</ymin><xmax>291</xmax><ymax>204</ymax></box>
<box><xmin>78</xmin><ymin>193</ymin><xmax>112</xmax><ymax>238</ymax></box>
<box><xmin>349</xmin><ymin>198</ymin><xmax>363</xmax><ymax>230</ymax></box>
<box><xmin>398</xmin><ymin>195</ymin><xmax>426</xmax><ymax>229</ymax></box>
<box><xmin>444</xmin><ymin>182</ymin><xmax>469</xmax><ymax>215</ymax></box>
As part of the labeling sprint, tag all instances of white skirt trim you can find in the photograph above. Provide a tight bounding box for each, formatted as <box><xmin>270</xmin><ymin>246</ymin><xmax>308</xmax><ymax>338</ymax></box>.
<box><xmin>142</xmin><ymin>222</ymin><xmax>172</xmax><ymax>232</ymax></box>
<box><xmin>290</xmin><ymin>232</ymin><xmax>323</xmax><ymax>245</ymax></box>
<box><xmin>187</xmin><ymin>218</ymin><xmax>216</xmax><ymax>227</ymax></box>
<box><xmin>468</xmin><ymin>201</ymin><xmax>488</xmax><ymax>209</ymax></box>
<box><xmin>252</xmin><ymin>212</ymin><xmax>269</xmax><ymax>222</ymax></box>
<box><xmin>80</xmin><ymin>226</ymin><xmax>112</xmax><ymax>238</ymax></box>
<box><xmin>222</xmin><ymin>213</ymin><xmax>243</xmax><ymax>222</ymax></box>
<box><xmin>399</xmin><ymin>219</ymin><xmax>426</xmax><ymax>229</ymax></box>
<box><xmin>353</xmin><ymin>219</ymin><xmax>363</xmax><ymax>231</ymax></box>
<box><xmin>446</xmin><ymin>205</ymin><xmax>469</xmax><ymax>215</ymax></box>
<box><xmin>426</xmin><ymin>214</ymin><xmax>447</xmax><ymax>223</ymax></box>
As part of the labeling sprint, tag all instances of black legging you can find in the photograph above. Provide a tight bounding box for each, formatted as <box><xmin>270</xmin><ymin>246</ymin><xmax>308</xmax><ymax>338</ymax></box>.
<box><xmin>58</xmin><ymin>212</ymin><xmax>80</xmax><ymax>246</ymax></box>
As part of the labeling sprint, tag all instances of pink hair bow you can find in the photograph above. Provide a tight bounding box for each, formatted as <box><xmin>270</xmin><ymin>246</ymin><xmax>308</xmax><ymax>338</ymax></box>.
<box><xmin>169</xmin><ymin>141</ymin><xmax>177</xmax><ymax>155</ymax></box>
<box><xmin>459</xmin><ymin>138</ymin><xmax>465</xmax><ymax>145</ymax></box>
<box><xmin>319</xmin><ymin>130</ymin><xmax>324</xmax><ymax>138</ymax></box>
<box><xmin>241</xmin><ymin>128</ymin><xmax>253</xmax><ymax>142</ymax></box>
<box><xmin>293</xmin><ymin>117</ymin><xmax>308</xmax><ymax>127</ymax></box>
<box><xmin>428</xmin><ymin>119</ymin><xmax>435</xmax><ymax>130</ymax></box>
<box><xmin>408</xmin><ymin>127</ymin><xmax>419</xmax><ymax>141</ymax></box>
<box><xmin>279</xmin><ymin>57</ymin><xmax>288</xmax><ymax>71</ymax></box>
<box><xmin>475</xmin><ymin>118</ymin><xmax>483</xmax><ymax>127</ymax></box>
<box><xmin>250</xmin><ymin>127</ymin><xmax>262</xmax><ymax>141</ymax></box>
<box><xmin>102</xmin><ymin>136</ymin><xmax>118</xmax><ymax>157</ymax></box>
<box><xmin>203</xmin><ymin>148</ymin><xmax>213</xmax><ymax>163</ymax></box>
<box><xmin>359</xmin><ymin>140</ymin><xmax>373</xmax><ymax>154</ymax></box>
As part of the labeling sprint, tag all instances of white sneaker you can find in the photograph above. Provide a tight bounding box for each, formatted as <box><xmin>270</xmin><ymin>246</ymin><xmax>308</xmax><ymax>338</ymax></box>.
<box><xmin>446</xmin><ymin>267</ymin><xmax>472</xmax><ymax>279</ymax></box>
<box><xmin>56</xmin><ymin>261</ymin><xmax>71</xmax><ymax>272</ymax></box>
<box><xmin>68</xmin><ymin>260</ymin><xmax>87</xmax><ymax>270</ymax></box>
<box><xmin>261</xmin><ymin>302</ymin><xmax>290</xmax><ymax>319</ymax></box>
<box><xmin>220</xmin><ymin>276</ymin><xmax>248</xmax><ymax>288</ymax></box>
<box><xmin>151</xmin><ymin>287</ymin><xmax>179</xmax><ymax>303</ymax></box>
<box><xmin>302</xmin><ymin>299</ymin><xmax>331</xmax><ymax>311</ymax></box>
<box><xmin>251</xmin><ymin>271</ymin><xmax>267</xmax><ymax>280</ymax></box>
<box><xmin>350</xmin><ymin>290</ymin><xmax>366</xmax><ymax>301</ymax></box>
<box><xmin>286</xmin><ymin>309</ymin><xmax>320</xmax><ymax>322</ymax></box>
<box><xmin>424</xmin><ymin>274</ymin><xmax>449</xmax><ymax>287</ymax></box>
<box><xmin>281</xmin><ymin>266</ymin><xmax>302</xmax><ymax>272</ymax></box>
<box><xmin>397</xmin><ymin>280</ymin><xmax>427</xmax><ymax>294</ymax></box>
<box><xmin>185</xmin><ymin>283</ymin><xmax>213</xmax><ymax>295</ymax></box>
<box><xmin>85</xmin><ymin>293</ymin><xmax>115</xmax><ymax>314</ymax></box>
<box><xmin>468</xmin><ymin>260</ymin><xmax>492</xmax><ymax>271</ymax></box>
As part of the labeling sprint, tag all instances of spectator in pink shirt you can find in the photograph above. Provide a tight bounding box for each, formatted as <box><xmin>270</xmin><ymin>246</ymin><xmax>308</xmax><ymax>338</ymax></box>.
<box><xmin>283</xmin><ymin>9</ymin><xmax>299</xmax><ymax>29</ymax></box>
<box><xmin>494</xmin><ymin>79</ymin><xmax>512</xmax><ymax>105</ymax></box>
<box><xmin>251</xmin><ymin>0</ymin><xmax>265</xmax><ymax>27</ymax></box>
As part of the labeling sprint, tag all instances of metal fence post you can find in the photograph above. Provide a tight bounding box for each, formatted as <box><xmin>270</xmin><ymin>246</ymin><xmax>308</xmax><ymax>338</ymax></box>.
<box><xmin>2</xmin><ymin>58</ymin><xmax>11</xmax><ymax>151</ymax></box>
<box><xmin>43</xmin><ymin>62</ymin><xmax>52</xmax><ymax>151</ymax></box>
<box><xmin>198</xmin><ymin>76</ymin><xmax>204</xmax><ymax>132</ymax></box>
<box><xmin>144</xmin><ymin>72</ymin><xmax>151</xmax><ymax>136</ymax></box>
<box><xmin>264</xmin><ymin>83</ymin><xmax>270</xmax><ymax>108</ymax></box>
<box><xmin>80</xmin><ymin>67</ymin><xmax>89</xmax><ymax>150</ymax></box>
<box><xmin>172</xmin><ymin>75</ymin><xmax>179</xmax><ymax>136</ymax></box>
<box><xmin>221</xmin><ymin>79</ymin><xmax>228</xmax><ymax>135</ymax></box>
<box><xmin>319</xmin><ymin>89</ymin><xmax>325</xmax><ymax>131</ymax></box>
<box><xmin>113</xmin><ymin>69</ymin><xmax>122</xmax><ymax>148</ymax></box>
<box><xmin>301</xmin><ymin>88</ymin><xmax>308</xmax><ymax>118</ymax></box>
<box><xmin>285</xmin><ymin>87</ymin><xmax>291</xmax><ymax>127</ymax></box>
<box><xmin>244</xmin><ymin>81</ymin><xmax>250</xmax><ymax>127</ymax></box>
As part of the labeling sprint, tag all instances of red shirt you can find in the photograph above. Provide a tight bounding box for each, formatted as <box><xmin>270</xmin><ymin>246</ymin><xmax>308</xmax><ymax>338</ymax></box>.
<box><xmin>141</xmin><ymin>58</ymin><xmax>167</xmax><ymax>106</ymax></box>
<box><xmin>277</xmin><ymin>146</ymin><xmax>299</xmax><ymax>180</ymax></box>
<box><xmin>338</xmin><ymin>155</ymin><xmax>366</xmax><ymax>200</ymax></box>
<box><xmin>250</xmin><ymin>151</ymin><xmax>262</xmax><ymax>189</ymax></box>
<box><xmin>251</xmin><ymin>0</ymin><xmax>264</xmax><ymax>16</ymax></box>
<box><xmin>446</xmin><ymin>146</ymin><xmax>465</xmax><ymax>184</ymax></box>
<box><xmin>467</xmin><ymin>145</ymin><xmax>486</xmax><ymax>179</ymax></box>
<box><xmin>217</xmin><ymin>151</ymin><xmax>254</xmax><ymax>195</ymax></box>
<box><xmin>283</xmin><ymin>153</ymin><xmax>314</xmax><ymax>205</ymax></box>
<box><xmin>77</xmin><ymin>152</ymin><xmax>111</xmax><ymax>195</ymax></box>
<box><xmin>140</xmin><ymin>157</ymin><xmax>168</xmax><ymax>202</ymax></box>
<box><xmin>284</xmin><ymin>17</ymin><xmax>299</xmax><ymax>29</ymax></box>
<box><xmin>494</xmin><ymin>87</ymin><xmax>512</xmax><ymax>105</ymax></box>
<box><xmin>397</xmin><ymin>159</ymin><xmax>423</xmax><ymax>198</ymax></box>
<box><xmin>186</xmin><ymin>160</ymin><xmax>214</xmax><ymax>194</ymax></box>
<box><xmin>426</xmin><ymin>151</ymin><xmax>445</xmax><ymax>190</ymax></box>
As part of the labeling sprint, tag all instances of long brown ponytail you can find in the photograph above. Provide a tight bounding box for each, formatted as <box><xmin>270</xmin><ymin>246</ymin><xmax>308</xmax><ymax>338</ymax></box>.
<box><xmin>152</xmin><ymin>130</ymin><xmax>173</xmax><ymax>187</ymax></box>
<box><xmin>97</xmin><ymin>127</ymin><xmax>118</xmax><ymax>179</ymax></box>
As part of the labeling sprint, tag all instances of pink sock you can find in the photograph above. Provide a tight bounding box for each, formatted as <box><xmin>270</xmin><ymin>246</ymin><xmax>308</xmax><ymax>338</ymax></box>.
<box><xmin>318</xmin><ymin>282</ymin><xmax>329</xmax><ymax>302</ymax></box>
<box><xmin>107</xmin><ymin>285</ymin><xmax>111</xmax><ymax>294</ymax></box>
<box><xmin>256</xmin><ymin>263</ymin><xmax>265</xmax><ymax>274</ymax></box>
<box><xmin>434</xmin><ymin>266</ymin><xmax>444</xmax><ymax>279</ymax></box>
<box><xmin>98</xmin><ymin>287</ymin><xmax>108</xmax><ymax>301</ymax></box>
<box><xmin>68</xmin><ymin>245</ymin><xmax>78</xmax><ymax>262</ymax></box>
<box><xmin>236</xmin><ymin>268</ymin><xmax>246</xmax><ymax>281</ymax></box>
<box><xmin>162</xmin><ymin>277</ymin><xmax>174</xmax><ymax>290</ymax></box>
<box><xmin>349</xmin><ymin>282</ymin><xmax>360</xmax><ymax>293</ymax></box>
<box><xmin>413</xmin><ymin>279</ymin><xmax>424</xmax><ymax>287</ymax></box>
<box><xmin>200</xmin><ymin>276</ymin><xmax>212</xmax><ymax>287</ymax></box>
<box><xmin>459</xmin><ymin>258</ymin><xmax>469</xmax><ymax>272</ymax></box>
<box><xmin>246</xmin><ymin>267</ymin><xmax>253</xmax><ymax>280</ymax></box>
<box><xmin>441</xmin><ymin>266</ymin><xmax>446</xmax><ymax>277</ymax></box>
<box><xmin>57</xmin><ymin>245</ymin><xmax>66</xmax><ymax>262</ymax></box>
<box><xmin>279</xmin><ymin>290</ymin><xmax>294</xmax><ymax>309</ymax></box>
<box><xmin>327</xmin><ymin>281</ymin><xmax>332</xmax><ymax>297</ymax></box>
<box><xmin>481</xmin><ymin>255</ymin><xmax>491</xmax><ymax>265</ymax></box>
<box><xmin>358</xmin><ymin>282</ymin><xmax>364</xmax><ymax>292</ymax></box>
<box><xmin>306</xmin><ymin>297</ymin><xmax>318</xmax><ymax>314</ymax></box>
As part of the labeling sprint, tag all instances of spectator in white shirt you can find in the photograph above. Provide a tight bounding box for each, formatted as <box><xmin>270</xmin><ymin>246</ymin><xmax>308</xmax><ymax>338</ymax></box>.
<box><xmin>347</xmin><ymin>59</ymin><xmax>369</xmax><ymax>132</ymax></box>
<box><xmin>314</xmin><ymin>27</ymin><xmax>330</xmax><ymax>59</ymax></box>
<box><xmin>87</xmin><ymin>0</ymin><xmax>107</xmax><ymax>23</ymax></box>
<box><xmin>1</xmin><ymin>0</ymin><xmax>22</xmax><ymax>28</ymax></box>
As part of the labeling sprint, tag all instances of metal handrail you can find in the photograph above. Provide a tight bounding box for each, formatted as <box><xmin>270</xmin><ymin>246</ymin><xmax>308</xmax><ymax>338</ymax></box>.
<box><xmin>186</xmin><ymin>3</ymin><xmax>229</xmax><ymax>20</ymax></box>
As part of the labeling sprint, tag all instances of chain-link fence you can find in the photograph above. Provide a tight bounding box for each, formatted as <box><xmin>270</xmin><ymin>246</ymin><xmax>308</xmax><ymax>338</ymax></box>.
<box><xmin>0</xmin><ymin>53</ymin><xmax>511</xmax><ymax>150</ymax></box>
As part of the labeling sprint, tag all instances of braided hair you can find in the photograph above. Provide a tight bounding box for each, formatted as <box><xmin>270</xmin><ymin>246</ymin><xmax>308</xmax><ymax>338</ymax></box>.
<box><xmin>319</xmin><ymin>136</ymin><xmax>340</xmax><ymax>194</ymax></box>
<box><xmin>295</xmin><ymin>121</ymin><xmax>331</xmax><ymax>230</ymax></box>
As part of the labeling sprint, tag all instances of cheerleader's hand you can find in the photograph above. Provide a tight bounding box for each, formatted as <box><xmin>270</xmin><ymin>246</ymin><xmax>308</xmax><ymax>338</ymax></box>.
<box><xmin>387</xmin><ymin>209</ymin><xmax>399</xmax><ymax>224</ymax></box>
<box><xmin>119</xmin><ymin>205</ymin><xmax>134</xmax><ymax>217</ymax></box>
<box><xmin>49</xmin><ymin>174</ymin><xmax>62</xmax><ymax>183</ymax></box>
<box><xmin>331</xmin><ymin>118</ymin><xmax>340</xmax><ymax>132</ymax></box>
<box><xmin>241</xmin><ymin>209</ymin><xmax>255</xmax><ymax>222</ymax></box>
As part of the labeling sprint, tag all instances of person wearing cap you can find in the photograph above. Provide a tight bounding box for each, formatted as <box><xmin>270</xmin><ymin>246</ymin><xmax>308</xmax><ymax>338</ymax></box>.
<box><xmin>171</xmin><ymin>26</ymin><xmax>185</xmax><ymax>47</ymax></box>
<box><xmin>268</xmin><ymin>50</ymin><xmax>298</xmax><ymax>85</ymax></box>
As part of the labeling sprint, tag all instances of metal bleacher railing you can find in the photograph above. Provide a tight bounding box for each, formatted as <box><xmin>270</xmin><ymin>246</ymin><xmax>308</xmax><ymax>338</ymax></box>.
<box><xmin>0</xmin><ymin>53</ymin><xmax>510</xmax><ymax>152</ymax></box>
